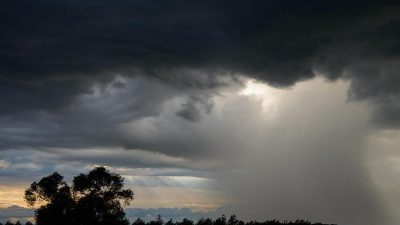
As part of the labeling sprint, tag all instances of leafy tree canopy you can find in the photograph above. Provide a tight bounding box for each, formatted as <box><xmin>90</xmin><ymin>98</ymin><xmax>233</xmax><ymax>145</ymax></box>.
<box><xmin>24</xmin><ymin>167</ymin><xmax>134</xmax><ymax>225</ymax></box>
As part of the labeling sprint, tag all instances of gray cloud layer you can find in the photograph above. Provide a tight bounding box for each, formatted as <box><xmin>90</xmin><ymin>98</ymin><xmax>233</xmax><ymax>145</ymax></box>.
<box><xmin>1</xmin><ymin>0</ymin><xmax>400</xmax><ymax>126</ymax></box>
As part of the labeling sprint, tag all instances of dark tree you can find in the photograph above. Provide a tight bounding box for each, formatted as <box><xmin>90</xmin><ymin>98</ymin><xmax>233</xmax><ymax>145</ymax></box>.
<box><xmin>73</xmin><ymin>167</ymin><xmax>134</xmax><ymax>225</ymax></box>
<box><xmin>25</xmin><ymin>222</ymin><xmax>33</xmax><ymax>225</ymax></box>
<box><xmin>24</xmin><ymin>167</ymin><xmax>134</xmax><ymax>225</ymax></box>
<box><xmin>14</xmin><ymin>222</ymin><xmax>21</xmax><ymax>225</ymax></box>
<box><xmin>24</xmin><ymin>172</ymin><xmax>75</xmax><ymax>225</ymax></box>
<box><xmin>214</xmin><ymin>215</ymin><xmax>227</xmax><ymax>225</ymax></box>
<box><xmin>228</xmin><ymin>215</ymin><xmax>239</xmax><ymax>225</ymax></box>
<box><xmin>149</xmin><ymin>215</ymin><xmax>163</xmax><ymax>225</ymax></box>
<box><xmin>197</xmin><ymin>218</ymin><xmax>213</xmax><ymax>225</ymax></box>
<box><xmin>180</xmin><ymin>218</ymin><xmax>194</xmax><ymax>225</ymax></box>
<box><xmin>5</xmin><ymin>222</ymin><xmax>14</xmax><ymax>225</ymax></box>
<box><xmin>165</xmin><ymin>219</ymin><xmax>175</xmax><ymax>225</ymax></box>
<box><xmin>132</xmin><ymin>218</ymin><xmax>146</xmax><ymax>225</ymax></box>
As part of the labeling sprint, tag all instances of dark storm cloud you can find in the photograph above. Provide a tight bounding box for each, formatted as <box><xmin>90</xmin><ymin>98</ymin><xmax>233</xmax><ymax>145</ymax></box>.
<box><xmin>0</xmin><ymin>77</ymin><xmax>176</xmax><ymax>150</ymax></box>
<box><xmin>346</xmin><ymin>63</ymin><xmax>400</xmax><ymax>128</ymax></box>
<box><xmin>1</xmin><ymin>0</ymin><xmax>400</xmax><ymax>125</ymax></box>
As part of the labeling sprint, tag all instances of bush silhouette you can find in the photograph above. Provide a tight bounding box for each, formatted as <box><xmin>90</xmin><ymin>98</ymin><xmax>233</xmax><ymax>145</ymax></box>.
<box><xmin>24</xmin><ymin>167</ymin><xmax>134</xmax><ymax>225</ymax></box>
<box><xmin>132</xmin><ymin>218</ymin><xmax>146</xmax><ymax>225</ymax></box>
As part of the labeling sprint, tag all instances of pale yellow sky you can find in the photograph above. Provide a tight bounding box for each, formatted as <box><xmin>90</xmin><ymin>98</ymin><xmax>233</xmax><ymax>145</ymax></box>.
<box><xmin>0</xmin><ymin>185</ymin><xmax>27</xmax><ymax>208</ymax></box>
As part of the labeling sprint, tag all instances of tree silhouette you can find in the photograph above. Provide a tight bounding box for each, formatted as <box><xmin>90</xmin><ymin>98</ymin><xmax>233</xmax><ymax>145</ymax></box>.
<box><xmin>180</xmin><ymin>218</ymin><xmax>193</xmax><ymax>225</ymax></box>
<box><xmin>24</xmin><ymin>167</ymin><xmax>134</xmax><ymax>225</ymax></box>
<box><xmin>214</xmin><ymin>215</ymin><xmax>227</xmax><ymax>225</ymax></box>
<box><xmin>197</xmin><ymin>218</ymin><xmax>213</xmax><ymax>225</ymax></box>
<box><xmin>165</xmin><ymin>218</ymin><xmax>175</xmax><ymax>225</ymax></box>
<box><xmin>149</xmin><ymin>215</ymin><xmax>163</xmax><ymax>225</ymax></box>
<box><xmin>132</xmin><ymin>218</ymin><xmax>146</xmax><ymax>225</ymax></box>
<box><xmin>228</xmin><ymin>215</ymin><xmax>239</xmax><ymax>225</ymax></box>
<box><xmin>24</xmin><ymin>172</ymin><xmax>75</xmax><ymax>225</ymax></box>
<box><xmin>73</xmin><ymin>167</ymin><xmax>134</xmax><ymax>225</ymax></box>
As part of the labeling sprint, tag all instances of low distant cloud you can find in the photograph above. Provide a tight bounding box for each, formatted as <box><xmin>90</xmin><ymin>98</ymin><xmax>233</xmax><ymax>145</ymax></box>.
<box><xmin>0</xmin><ymin>159</ymin><xmax>11</xmax><ymax>169</ymax></box>
<box><xmin>0</xmin><ymin>205</ymin><xmax>33</xmax><ymax>223</ymax></box>
<box><xmin>124</xmin><ymin>208</ymin><xmax>213</xmax><ymax>222</ymax></box>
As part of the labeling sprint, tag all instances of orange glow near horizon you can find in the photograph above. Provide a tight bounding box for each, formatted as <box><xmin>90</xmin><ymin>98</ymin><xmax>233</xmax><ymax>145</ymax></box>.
<box><xmin>0</xmin><ymin>183</ymin><xmax>226</xmax><ymax>211</ymax></box>
<box><xmin>0</xmin><ymin>185</ymin><xmax>28</xmax><ymax>208</ymax></box>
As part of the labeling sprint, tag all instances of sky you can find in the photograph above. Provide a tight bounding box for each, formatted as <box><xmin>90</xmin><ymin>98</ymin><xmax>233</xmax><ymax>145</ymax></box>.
<box><xmin>1</xmin><ymin>1</ymin><xmax>400</xmax><ymax>225</ymax></box>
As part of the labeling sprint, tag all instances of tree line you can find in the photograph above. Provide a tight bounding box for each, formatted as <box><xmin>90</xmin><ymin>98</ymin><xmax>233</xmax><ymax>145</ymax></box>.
<box><xmin>0</xmin><ymin>215</ymin><xmax>335</xmax><ymax>225</ymax></box>
<box><xmin>132</xmin><ymin>215</ymin><xmax>335</xmax><ymax>225</ymax></box>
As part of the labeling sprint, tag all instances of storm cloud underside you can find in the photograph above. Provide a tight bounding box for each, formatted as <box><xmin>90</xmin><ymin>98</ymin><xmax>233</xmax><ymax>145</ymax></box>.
<box><xmin>1</xmin><ymin>0</ymin><xmax>400</xmax><ymax>125</ymax></box>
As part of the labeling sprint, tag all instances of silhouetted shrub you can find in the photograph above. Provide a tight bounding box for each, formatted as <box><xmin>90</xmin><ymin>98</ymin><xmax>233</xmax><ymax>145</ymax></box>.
<box><xmin>197</xmin><ymin>218</ymin><xmax>213</xmax><ymax>225</ymax></box>
<box><xmin>180</xmin><ymin>218</ymin><xmax>194</xmax><ymax>225</ymax></box>
<box><xmin>133</xmin><ymin>218</ymin><xmax>146</xmax><ymax>225</ymax></box>
<box><xmin>165</xmin><ymin>219</ymin><xmax>176</xmax><ymax>225</ymax></box>
<box><xmin>214</xmin><ymin>215</ymin><xmax>227</xmax><ymax>225</ymax></box>
<box><xmin>149</xmin><ymin>215</ymin><xmax>163</xmax><ymax>225</ymax></box>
